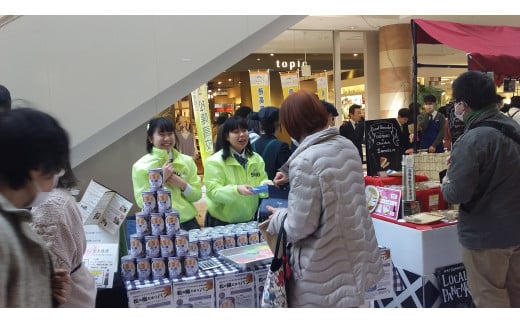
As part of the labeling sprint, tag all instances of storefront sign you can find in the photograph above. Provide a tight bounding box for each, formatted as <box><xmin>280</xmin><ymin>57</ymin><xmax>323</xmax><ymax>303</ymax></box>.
<box><xmin>275</xmin><ymin>59</ymin><xmax>307</xmax><ymax>71</ymax></box>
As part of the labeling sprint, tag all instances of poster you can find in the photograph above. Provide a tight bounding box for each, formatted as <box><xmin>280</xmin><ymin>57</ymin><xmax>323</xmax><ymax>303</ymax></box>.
<box><xmin>214</xmin><ymin>271</ymin><xmax>255</xmax><ymax>308</ymax></box>
<box><xmin>83</xmin><ymin>243</ymin><xmax>119</xmax><ymax>289</ymax></box>
<box><xmin>370</xmin><ymin>186</ymin><xmax>402</xmax><ymax>220</ymax></box>
<box><xmin>365</xmin><ymin>118</ymin><xmax>403</xmax><ymax>176</ymax></box>
<box><xmin>435</xmin><ymin>263</ymin><xmax>475</xmax><ymax>308</ymax></box>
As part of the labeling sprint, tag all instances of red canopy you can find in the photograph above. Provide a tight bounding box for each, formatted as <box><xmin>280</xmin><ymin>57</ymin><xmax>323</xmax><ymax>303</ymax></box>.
<box><xmin>413</xmin><ymin>19</ymin><xmax>520</xmax><ymax>84</ymax></box>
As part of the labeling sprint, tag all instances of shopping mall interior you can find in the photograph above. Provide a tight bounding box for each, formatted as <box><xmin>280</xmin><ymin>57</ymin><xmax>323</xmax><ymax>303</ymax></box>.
<box><xmin>1</xmin><ymin>15</ymin><xmax>519</xmax><ymax>211</ymax></box>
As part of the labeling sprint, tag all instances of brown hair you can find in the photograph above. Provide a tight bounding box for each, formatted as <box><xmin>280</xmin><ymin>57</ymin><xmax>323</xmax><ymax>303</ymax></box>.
<box><xmin>280</xmin><ymin>90</ymin><xmax>328</xmax><ymax>142</ymax></box>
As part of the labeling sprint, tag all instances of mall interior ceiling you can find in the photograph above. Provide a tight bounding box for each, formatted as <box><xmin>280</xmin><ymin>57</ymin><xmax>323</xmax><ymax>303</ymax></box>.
<box><xmin>207</xmin><ymin>15</ymin><xmax>520</xmax><ymax>93</ymax></box>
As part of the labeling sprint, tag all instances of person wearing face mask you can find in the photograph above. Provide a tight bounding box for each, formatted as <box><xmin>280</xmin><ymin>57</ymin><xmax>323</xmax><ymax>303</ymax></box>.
<box><xmin>441</xmin><ymin>71</ymin><xmax>520</xmax><ymax>307</ymax></box>
<box><xmin>418</xmin><ymin>94</ymin><xmax>446</xmax><ymax>153</ymax></box>
<box><xmin>203</xmin><ymin>117</ymin><xmax>269</xmax><ymax>226</ymax></box>
<box><xmin>0</xmin><ymin>107</ymin><xmax>71</xmax><ymax>307</ymax></box>
<box><xmin>31</xmin><ymin>162</ymin><xmax>97</xmax><ymax>307</ymax></box>
<box><xmin>132</xmin><ymin>117</ymin><xmax>202</xmax><ymax>231</ymax></box>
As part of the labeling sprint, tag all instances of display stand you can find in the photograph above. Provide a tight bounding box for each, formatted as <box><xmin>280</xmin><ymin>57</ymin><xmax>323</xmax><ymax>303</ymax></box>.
<box><xmin>371</xmin><ymin>216</ymin><xmax>462</xmax><ymax>307</ymax></box>
<box><xmin>125</xmin><ymin>257</ymin><xmax>268</xmax><ymax>308</ymax></box>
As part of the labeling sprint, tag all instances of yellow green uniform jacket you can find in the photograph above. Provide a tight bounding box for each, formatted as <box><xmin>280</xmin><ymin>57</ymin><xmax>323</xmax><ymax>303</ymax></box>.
<box><xmin>203</xmin><ymin>150</ymin><xmax>268</xmax><ymax>223</ymax></box>
<box><xmin>132</xmin><ymin>147</ymin><xmax>201</xmax><ymax>223</ymax></box>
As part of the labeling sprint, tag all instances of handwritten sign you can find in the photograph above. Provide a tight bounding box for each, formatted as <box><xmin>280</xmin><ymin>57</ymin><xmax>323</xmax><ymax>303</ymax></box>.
<box><xmin>365</xmin><ymin>118</ymin><xmax>402</xmax><ymax>176</ymax></box>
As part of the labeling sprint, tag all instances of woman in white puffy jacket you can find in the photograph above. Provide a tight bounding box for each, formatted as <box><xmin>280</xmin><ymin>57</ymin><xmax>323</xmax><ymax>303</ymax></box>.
<box><xmin>266</xmin><ymin>90</ymin><xmax>384</xmax><ymax>307</ymax></box>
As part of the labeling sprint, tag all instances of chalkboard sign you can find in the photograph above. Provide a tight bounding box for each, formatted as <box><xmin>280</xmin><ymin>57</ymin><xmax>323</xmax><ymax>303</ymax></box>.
<box><xmin>434</xmin><ymin>263</ymin><xmax>475</xmax><ymax>308</ymax></box>
<box><xmin>365</xmin><ymin>118</ymin><xmax>403</xmax><ymax>176</ymax></box>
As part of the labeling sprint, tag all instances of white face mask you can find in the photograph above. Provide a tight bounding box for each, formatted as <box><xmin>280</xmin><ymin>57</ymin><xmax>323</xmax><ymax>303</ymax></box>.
<box><xmin>290</xmin><ymin>138</ymin><xmax>299</xmax><ymax>147</ymax></box>
<box><xmin>26</xmin><ymin>181</ymin><xmax>51</xmax><ymax>208</ymax></box>
<box><xmin>26</xmin><ymin>169</ymin><xmax>65</xmax><ymax>208</ymax></box>
<box><xmin>454</xmin><ymin>102</ymin><xmax>466</xmax><ymax>122</ymax></box>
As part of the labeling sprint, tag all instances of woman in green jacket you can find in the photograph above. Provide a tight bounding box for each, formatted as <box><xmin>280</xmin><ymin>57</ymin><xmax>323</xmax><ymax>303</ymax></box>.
<box><xmin>132</xmin><ymin>117</ymin><xmax>202</xmax><ymax>230</ymax></box>
<box><xmin>204</xmin><ymin>117</ymin><xmax>269</xmax><ymax>226</ymax></box>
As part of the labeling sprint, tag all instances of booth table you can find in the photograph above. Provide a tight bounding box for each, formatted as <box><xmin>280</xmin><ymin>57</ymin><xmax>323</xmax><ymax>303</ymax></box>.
<box><xmin>371</xmin><ymin>215</ymin><xmax>463</xmax><ymax>307</ymax></box>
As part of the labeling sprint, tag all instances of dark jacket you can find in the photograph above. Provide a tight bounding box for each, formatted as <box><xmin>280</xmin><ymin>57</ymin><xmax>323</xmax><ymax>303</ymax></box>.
<box><xmin>339</xmin><ymin>120</ymin><xmax>364</xmax><ymax>162</ymax></box>
<box><xmin>441</xmin><ymin>108</ymin><xmax>520</xmax><ymax>249</ymax></box>
<box><xmin>252</xmin><ymin>134</ymin><xmax>291</xmax><ymax>180</ymax></box>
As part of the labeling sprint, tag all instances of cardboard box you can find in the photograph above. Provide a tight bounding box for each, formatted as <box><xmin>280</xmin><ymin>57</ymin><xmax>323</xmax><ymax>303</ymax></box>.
<box><xmin>214</xmin><ymin>271</ymin><xmax>256</xmax><ymax>308</ymax></box>
<box><xmin>127</xmin><ymin>283</ymin><xmax>174</xmax><ymax>308</ymax></box>
<box><xmin>171</xmin><ymin>277</ymin><xmax>216</xmax><ymax>308</ymax></box>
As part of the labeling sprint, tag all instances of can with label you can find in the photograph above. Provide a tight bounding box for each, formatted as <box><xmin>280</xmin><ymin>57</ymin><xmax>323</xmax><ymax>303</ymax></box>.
<box><xmin>247</xmin><ymin>228</ymin><xmax>260</xmax><ymax>244</ymax></box>
<box><xmin>224</xmin><ymin>233</ymin><xmax>236</xmax><ymax>249</ymax></box>
<box><xmin>141</xmin><ymin>190</ymin><xmax>157</xmax><ymax>214</ymax></box>
<box><xmin>120</xmin><ymin>256</ymin><xmax>136</xmax><ymax>281</ymax></box>
<box><xmin>130</xmin><ymin>234</ymin><xmax>145</xmax><ymax>258</ymax></box>
<box><xmin>235</xmin><ymin>230</ymin><xmax>249</xmax><ymax>247</ymax></box>
<box><xmin>150</xmin><ymin>212</ymin><xmax>165</xmax><ymax>236</ymax></box>
<box><xmin>198</xmin><ymin>236</ymin><xmax>212</xmax><ymax>259</ymax></box>
<box><xmin>148</xmin><ymin>168</ymin><xmax>164</xmax><ymax>191</ymax></box>
<box><xmin>136</xmin><ymin>257</ymin><xmax>151</xmax><ymax>281</ymax></box>
<box><xmin>151</xmin><ymin>257</ymin><xmax>166</xmax><ymax>280</ymax></box>
<box><xmin>211</xmin><ymin>234</ymin><xmax>225</xmax><ymax>255</ymax></box>
<box><xmin>135</xmin><ymin>212</ymin><xmax>151</xmax><ymax>237</ymax></box>
<box><xmin>175</xmin><ymin>230</ymin><xmax>189</xmax><ymax>257</ymax></box>
<box><xmin>167</xmin><ymin>256</ymin><xmax>183</xmax><ymax>279</ymax></box>
<box><xmin>145</xmin><ymin>235</ymin><xmax>160</xmax><ymax>258</ymax></box>
<box><xmin>187</xmin><ymin>239</ymin><xmax>199</xmax><ymax>257</ymax></box>
<box><xmin>156</xmin><ymin>189</ymin><xmax>172</xmax><ymax>214</ymax></box>
<box><xmin>183</xmin><ymin>255</ymin><xmax>198</xmax><ymax>277</ymax></box>
<box><xmin>160</xmin><ymin>235</ymin><xmax>175</xmax><ymax>257</ymax></box>
<box><xmin>164</xmin><ymin>210</ymin><xmax>181</xmax><ymax>236</ymax></box>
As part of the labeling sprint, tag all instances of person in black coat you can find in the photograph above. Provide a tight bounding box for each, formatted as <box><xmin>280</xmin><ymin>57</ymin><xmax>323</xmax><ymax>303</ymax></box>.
<box><xmin>250</xmin><ymin>107</ymin><xmax>291</xmax><ymax>180</ymax></box>
<box><xmin>397</xmin><ymin>107</ymin><xmax>414</xmax><ymax>155</ymax></box>
<box><xmin>339</xmin><ymin>104</ymin><xmax>364</xmax><ymax>162</ymax></box>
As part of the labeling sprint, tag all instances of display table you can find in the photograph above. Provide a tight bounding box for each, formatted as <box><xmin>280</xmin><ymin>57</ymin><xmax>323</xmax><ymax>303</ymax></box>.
<box><xmin>371</xmin><ymin>216</ymin><xmax>463</xmax><ymax>308</ymax></box>
<box><xmin>364</xmin><ymin>174</ymin><xmax>429</xmax><ymax>187</ymax></box>
<box><xmin>125</xmin><ymin>257</ymin><xmax>268</xmax><ymax>308</ymax></box>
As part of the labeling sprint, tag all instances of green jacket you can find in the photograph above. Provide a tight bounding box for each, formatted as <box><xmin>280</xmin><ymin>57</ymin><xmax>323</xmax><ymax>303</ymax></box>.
<box><xmin>132</xmin><ymin>147</ymin><xmax>201</xmax><ymax>223</ymax></box>
<box><xmin>203</xmin><ymin>150</ymin><xmax>268</xmax><ymax>223</ymax></box>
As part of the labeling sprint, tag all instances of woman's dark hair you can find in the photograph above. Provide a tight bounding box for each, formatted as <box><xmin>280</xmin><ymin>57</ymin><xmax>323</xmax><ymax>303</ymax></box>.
<box><xmin>280</xmin><ymin>90</ymin><xmax>328</xmax><ymax>142</ymax></box>
<box><xmin>146</xmin><ymin>117</ymin><xmax>175</xmax><ymax>153</ymax></box>
<box><xmin>220</xmin><ymin>117</ymin><xmax>253</xmax><ymax>160</ymax></box>
<box><xmin>452</xmin><ymin>71</ymin><xmax>497</xmax><ymax>110</ymax></box>
<box><xmin>0</xmin><ymin>107</ymin><xmax>70</xmax><ymax>190</ymax></box>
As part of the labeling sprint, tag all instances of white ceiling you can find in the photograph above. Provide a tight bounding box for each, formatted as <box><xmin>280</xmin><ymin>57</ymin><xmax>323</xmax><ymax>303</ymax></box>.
<box><xmin>255</xmin><ymin>15</ymin><xmax>520</xmax><ymax>57</ymax></box>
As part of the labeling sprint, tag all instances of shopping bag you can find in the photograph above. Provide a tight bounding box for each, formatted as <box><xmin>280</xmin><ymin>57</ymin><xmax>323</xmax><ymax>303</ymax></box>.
<box><xmin>258</xmin><ymin>218</ymin><xmax>278</xmax><ymax>256</ymax></box>
<box><xmin>261</xmin><ymin>215</ymin><xmax>290</xmax><ymax>308</ymax></box>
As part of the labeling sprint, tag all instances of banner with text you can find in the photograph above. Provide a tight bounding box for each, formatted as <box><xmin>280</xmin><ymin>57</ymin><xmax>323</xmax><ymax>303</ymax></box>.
<box><xmin>279</xmin><ymin>71</ymin><xmax>299</xmax><ymax>99</ymax></box>
<box><xmin>249</xmin><ymin>70</ymin><xmax>271</xmax><ymax>111</ymax></box>
<box><xmin>191</xmin><ymin>84</ymin><xmax>214</xmax><ymax>163</ymax></box>
<box><xmin>316</xmin><ymin>76</ymin><xmax>328</xmax><ymax>100</ymax></box>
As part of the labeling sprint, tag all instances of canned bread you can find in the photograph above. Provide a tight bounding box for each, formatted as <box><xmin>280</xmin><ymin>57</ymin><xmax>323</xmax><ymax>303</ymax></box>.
<box><xmin>148</xmin><ymin>168</ymin><xmax>163</xmax><ymax>191</ymax></box>
<box><xmin>157</xmin><ymin>189</ymin><xmax>172</xmax><ymax>214</ymax></box>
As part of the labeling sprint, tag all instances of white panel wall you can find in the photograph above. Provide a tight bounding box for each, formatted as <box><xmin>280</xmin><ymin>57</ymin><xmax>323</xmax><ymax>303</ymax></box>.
<box><xmin>0</xmin><ymin>15</ymin><xmax>304</xmax><ymax>166</ymax></box>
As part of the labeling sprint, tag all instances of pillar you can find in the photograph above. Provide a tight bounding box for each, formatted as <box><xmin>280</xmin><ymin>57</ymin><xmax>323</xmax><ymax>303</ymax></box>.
<box><xmin>379</xmin><ymin>24</ymin><xmax>413</xmax><ymax>119</ymax></box>
<box><xmin>363</xmin><ymin>30</ymin><xmax>380</xmax><ymax>121</ymax></box>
